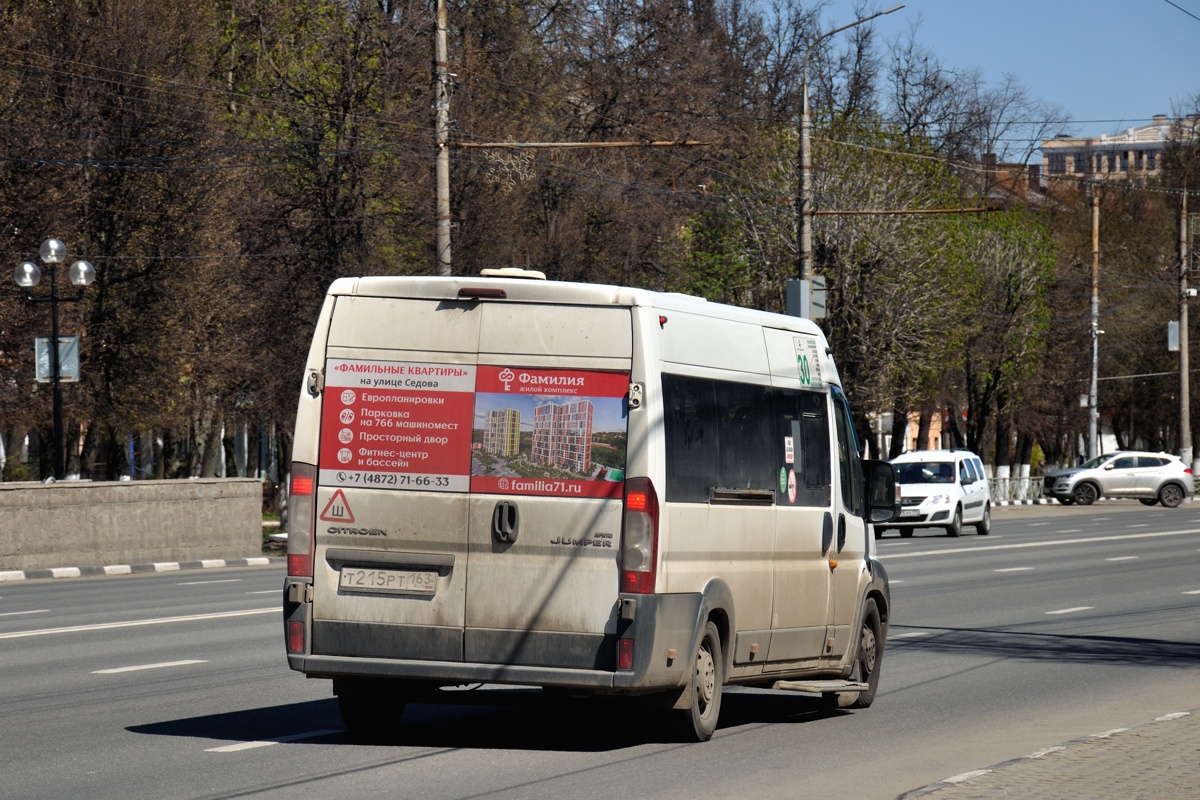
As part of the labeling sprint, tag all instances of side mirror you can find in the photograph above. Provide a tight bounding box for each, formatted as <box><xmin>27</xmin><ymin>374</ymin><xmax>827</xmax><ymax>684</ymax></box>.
<box><xmin>863</xmin><ymin>459</ymin><xmax>900</xmax><ymax>523</ymax></box>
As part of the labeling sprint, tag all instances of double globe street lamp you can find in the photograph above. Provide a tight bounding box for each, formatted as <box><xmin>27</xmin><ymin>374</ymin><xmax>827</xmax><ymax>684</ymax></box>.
<box><xmin>13</xmin><ymin>238</ymin><xmax>96</xmax><ymax>480</ymax></box>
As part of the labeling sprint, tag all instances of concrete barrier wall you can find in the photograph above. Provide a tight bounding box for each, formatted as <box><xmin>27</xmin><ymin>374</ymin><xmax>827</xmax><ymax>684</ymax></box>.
<box><xmin>0</xmin><ymin>478</ymin><xmax>262</xmax><ymax>571</ymax></box>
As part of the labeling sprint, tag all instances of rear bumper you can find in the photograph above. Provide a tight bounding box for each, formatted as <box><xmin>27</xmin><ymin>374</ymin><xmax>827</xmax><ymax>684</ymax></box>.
<box><xmin>285</xmin><ymin>587</ymin><xmax>703</xmax><ymax>694</ymax></box>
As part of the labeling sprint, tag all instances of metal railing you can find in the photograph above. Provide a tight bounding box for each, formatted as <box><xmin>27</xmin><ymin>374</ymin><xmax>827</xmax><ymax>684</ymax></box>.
<box><xmin>988</xmin><ymin>476</ymin><xmax>1047</xmax><ymax>503</ymax></box>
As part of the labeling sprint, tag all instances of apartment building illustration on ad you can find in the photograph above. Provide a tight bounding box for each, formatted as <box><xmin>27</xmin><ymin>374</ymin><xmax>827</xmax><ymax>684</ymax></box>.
<box><xmin>483</xmin><ymin>408</ymin><xmax>521</xmax><ymax>458</ymax></box>
<box><xmin>531</xmin><ymin>398</ymin><xmax>594</xmax><ymax>474</ymax></box>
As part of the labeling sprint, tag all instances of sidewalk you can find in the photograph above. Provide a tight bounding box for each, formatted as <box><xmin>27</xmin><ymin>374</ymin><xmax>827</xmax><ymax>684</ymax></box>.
<box><xmin>899</xmin><ymin>710</ymin><xmax>1199</xmax><ymax>799</ymax></box>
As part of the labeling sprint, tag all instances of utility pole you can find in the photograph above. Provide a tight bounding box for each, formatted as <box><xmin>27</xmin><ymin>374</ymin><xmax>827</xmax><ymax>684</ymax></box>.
<box><xmin>1089</xmin><ymin>189</ymin><xmax>1100</xmax><ymax>460</ymax></box>
<box><xmin>796</xmin><ymin>4</ymin><xmax>903</xmax><ymax>318</ymax></box>
<box><xmin>1181</xmin><ymin>182</ymin><xmax>1192</xmax><ymax>467</ymax></box>
<box><xmin>434</xmin><ymin>0</ymin><xmax>452</xmax><ymax>276</ymax></box>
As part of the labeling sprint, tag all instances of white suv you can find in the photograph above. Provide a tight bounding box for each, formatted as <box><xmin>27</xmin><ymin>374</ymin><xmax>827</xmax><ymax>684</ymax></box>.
<box><xmin>878</xmin><ymin>449</ymin><xmax>991</xmax><ymax>538</ymax></box>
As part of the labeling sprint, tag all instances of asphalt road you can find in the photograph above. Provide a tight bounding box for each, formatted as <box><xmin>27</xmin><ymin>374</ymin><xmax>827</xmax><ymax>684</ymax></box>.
<box><xmin>2</xmin><ymin>501</ymin><xmax>1198</xmax><ymax>800</ymax></box>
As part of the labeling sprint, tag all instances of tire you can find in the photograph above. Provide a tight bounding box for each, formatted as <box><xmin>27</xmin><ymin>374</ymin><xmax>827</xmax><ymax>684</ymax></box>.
<box><xmin>975</xmin><ymin>503</ymin><xmax>991</xmax><ymax>535</ymax></box>
<box><xmin>1057</xmin><ymin>496</ymin><xmax>1074</xmax><ymax>505</ymax></box>
<box><xmin>1158</xmin><ymin>483</ymin><xmax>1185</xmax><ymax>508</ymax></box>
<box><xmin>828</xmin><ymin>598</ymin><xmax>884</xmax><ymax>709</ymax></box>
<box><xmin>335</xmin><ymin>678</ymin><xmax>406</xmax><ymax>740</ymax></box>
<box><xmin>1071</xmin><ymin>482</ymin><xmax>1099</xmax><ymax>506</ymax></box>
<box><xmin>675</xmin><ymin>620</ymin><xmax>724</xmax><ymax>742</ymax></box>
<box><xmin>899</xmin><ymin>528</ymin><xmax>914</xmax><ymax>538</ymax></box>
<box><xmin>1139</xmin><ymin>498</ymin><xmax>1159</xmax><ymax>507</ymax></box>
<box><xmin>873</xmin><ymin>527</ymin><xmax>885</xmax><ymax>540</ymax></box>
<box><xmin>946</xmin><ymin>506</ymin><xmax>962</xmax><ymax>537</ymax></box>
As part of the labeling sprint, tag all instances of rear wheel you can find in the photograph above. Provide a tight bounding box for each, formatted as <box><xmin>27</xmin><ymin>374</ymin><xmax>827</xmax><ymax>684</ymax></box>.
<box><xmin>946</xmin><ymin>507</ymin><xmax>962</xmax><ymax>537</ymax></box>
<box><xmin>1139</xmin><ymin>498</ymin><xmax>1159</xmax><ymax>507</ymax></box>
<box><xmin>1158</xmin><ymin>484</ymin><xmax>1185</xmax><ymax>508</ymax></box>
<box><xmin>1071</xmin><ymin>482</ymin><xmax>1099</xmax><ymax>506</ymax></box>
<box><xmin>975</xmin><ymin>503</ymin><xmax>991</xmax><ymax>535</ymax></box>
<box><xmin>335</xmin><ymin>678</ymin><xmax>406</xmax><ymax>740</ymax></box>
<box><xmin>674</xmin><ymin>620</ymin><xmax>724</xmax><ymax>742</ymax></box>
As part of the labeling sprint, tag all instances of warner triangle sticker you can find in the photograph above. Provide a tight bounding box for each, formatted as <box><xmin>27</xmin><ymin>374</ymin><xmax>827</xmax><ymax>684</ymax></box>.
<box><xmin>320</xmin><ymin>490</ymin><xmax>355</xmax><ymax>523</ymax></box>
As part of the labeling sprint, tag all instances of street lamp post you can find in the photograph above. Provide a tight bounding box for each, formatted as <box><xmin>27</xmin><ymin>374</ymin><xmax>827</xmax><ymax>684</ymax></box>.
<box><xmin>13</xmin><ymin>238</ymin><xmax>96</xmax><ymax>480</ymax></box>
<box><xmin>797</xmin><ymin>4</ymin><xmax>904</xmax><ymax>318</ymax></box>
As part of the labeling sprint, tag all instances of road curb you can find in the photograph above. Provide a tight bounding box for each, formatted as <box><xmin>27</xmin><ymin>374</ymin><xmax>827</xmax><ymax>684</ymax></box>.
<box><xmin>0</xmin><ymin>557</ymin><xmax>284</xmax><ymax>582</ymax></box>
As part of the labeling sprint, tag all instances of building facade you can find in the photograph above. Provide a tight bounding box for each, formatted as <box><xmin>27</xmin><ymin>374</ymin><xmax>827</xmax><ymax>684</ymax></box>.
<box><xmin>1041</xmin><ymin>115</ymin><xmax>1197</xmax><ymax>184</ymax></box>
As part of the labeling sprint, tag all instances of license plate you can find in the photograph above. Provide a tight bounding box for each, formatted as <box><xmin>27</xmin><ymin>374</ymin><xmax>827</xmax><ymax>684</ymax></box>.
<box><xmin>900</xmin><ymin>509</ymin><xmax>920</xmax><ymax>519</ymax></box>
<box><xmin>339</xmin><ymin>566</ymin><xmax>437</xmax><ymax>596</ymax></box>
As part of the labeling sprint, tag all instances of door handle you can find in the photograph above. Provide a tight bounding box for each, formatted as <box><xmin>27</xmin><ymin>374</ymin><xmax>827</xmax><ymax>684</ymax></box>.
<box><xmin>492</xmin><ymin>500</ymin><xmax>520</xmax><ymax>543</ymax></box>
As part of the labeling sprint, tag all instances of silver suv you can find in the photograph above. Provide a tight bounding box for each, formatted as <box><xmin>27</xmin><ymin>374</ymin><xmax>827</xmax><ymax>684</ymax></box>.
<box><xmin>1043</xmin><ymin>451</ymin><xmax>1194</xmax><ymax>507</ymax></box>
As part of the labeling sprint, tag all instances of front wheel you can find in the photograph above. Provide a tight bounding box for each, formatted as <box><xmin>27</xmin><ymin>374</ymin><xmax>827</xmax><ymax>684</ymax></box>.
<box><xmin>1158</xmin><ymin>484</ymin><xmax>1185</xmax><ymax>508</ymax></box>
<box><xmin>1072</xmin><ymin>482</ymin><xmax>1099</xmax><ymax>506</ymax></box>
<box><xmin>674</xmin><ymin>620</ymin><xmax>724</xmax><ymax>742</ymax></box>
<box><xmin>946</xmin><ymin>507</ymin><xmax>962</xmax><ymax>537</ymax></box>
<box><xmin>975</xmin><ymin>503</ymin><xmax>991</xmax><ymax>535</ymax></box>
<box><xmin>828</xmin><ymin>598</ymin><xmax>884</xmax><ymax>709</ymax></box>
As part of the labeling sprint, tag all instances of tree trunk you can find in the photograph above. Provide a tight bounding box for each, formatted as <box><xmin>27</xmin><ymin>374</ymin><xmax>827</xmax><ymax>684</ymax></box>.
<box><xmin>889</xmin><ymin>402</ymin><xmax>907</xmax><ymax>457</ymax></box>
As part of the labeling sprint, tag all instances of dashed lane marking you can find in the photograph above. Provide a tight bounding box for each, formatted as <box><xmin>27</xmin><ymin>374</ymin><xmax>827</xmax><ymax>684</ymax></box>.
<box><xmin>93</xmin><ymin>660</ymin><xmax>207</xmax><ymax>674</ymax></box>
<box><xmin>206</xmin><ymin>730</ymin><xmax>341</xmax><ymax>752</ymax></box>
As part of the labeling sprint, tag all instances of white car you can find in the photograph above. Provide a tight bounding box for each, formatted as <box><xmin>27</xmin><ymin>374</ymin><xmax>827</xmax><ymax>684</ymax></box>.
<box><xmin>878</xmin><ymin>449</ymin><xmax>991</xmax><ymax>538</ymax></box>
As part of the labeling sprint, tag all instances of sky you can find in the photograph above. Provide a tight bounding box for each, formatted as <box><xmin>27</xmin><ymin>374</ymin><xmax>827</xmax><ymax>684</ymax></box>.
<box><xmin>820</xmin><ymin>0</ymin><xmax>1200</xmax><ymax>137</ymax></box>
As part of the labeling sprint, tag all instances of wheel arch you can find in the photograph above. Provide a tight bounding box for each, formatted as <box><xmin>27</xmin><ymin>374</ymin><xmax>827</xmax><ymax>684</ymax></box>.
<box><xmin>697</xmin><ymin>578</ymin><xmax>736</xmax><ymax>675</ymax></box>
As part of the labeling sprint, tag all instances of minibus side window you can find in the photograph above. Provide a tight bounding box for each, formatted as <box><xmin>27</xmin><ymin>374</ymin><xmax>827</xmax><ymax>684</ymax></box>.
<box><xmin>662</xmin><ymin>373</ymin><xmax>829</xmax><ymax>506</ymax></box>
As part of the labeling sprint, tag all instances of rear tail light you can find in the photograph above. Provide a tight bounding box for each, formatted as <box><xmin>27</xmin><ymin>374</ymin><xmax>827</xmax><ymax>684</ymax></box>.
<box><xmin>286</xmin><ymin>620</ymin><xmax>306</xmax><ymax>654</ymax></box>
<box><xmin>287</xmin><ymin>462</ymin><xmax>318</xmax><ymax>577</ymax></box>
<box><xmin>617</xmin><ymin>638</ymin><xmax>635</xmax><ymax>670</ymax></box>
<box><xmin>620</xmin><ymin>477</ymin><xmax>659</xmax><ymax>594</ymax></box>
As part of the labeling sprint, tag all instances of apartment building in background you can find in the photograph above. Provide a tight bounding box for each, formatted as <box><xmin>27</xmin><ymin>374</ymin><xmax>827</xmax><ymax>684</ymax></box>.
<box><xmin>1040</xmin><ymin>115</ymin><xmax>1198</xmax><ymax>185</ymax></box>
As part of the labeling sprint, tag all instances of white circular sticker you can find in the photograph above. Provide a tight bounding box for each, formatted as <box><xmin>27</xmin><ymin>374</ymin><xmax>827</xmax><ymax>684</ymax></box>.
<box><xmin>338</xmin><ymin>428</ymin><xmax>354</xmax><ymax>444</ymax></box>
<box><xmin>339</xmin><ymin>408</ymin><xmax>354</xmax><ymax>424</ymax></box>
<box><xmin>337</xmin><ymin>448</ymin><xmax>353</xmax><ymax>464</ymax></box>
<box><xmin>341</xmin><ymin>389</ymin><xmax>356</xmax><ymax>405</ymax></box>
<box><xmin>787</xmin><ymin>469</ymin><xmax>797</xmax><ymax>504</ymax></box>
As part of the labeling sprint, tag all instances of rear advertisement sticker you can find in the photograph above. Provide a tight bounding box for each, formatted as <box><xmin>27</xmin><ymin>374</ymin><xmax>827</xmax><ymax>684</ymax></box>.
<box><xmin>471</xmin><ymin>367</ymin><xmax>628</xmax><ymax>499</ymax></box>
<box><xmin>319</xmin><ymin>359</ymin><xmax>475</xmax><ymax>491</ymax></box>
<box><xmin>320</xmin><ymin>360</ymin><xmax>628</xmax><ymax>497</ymax></box>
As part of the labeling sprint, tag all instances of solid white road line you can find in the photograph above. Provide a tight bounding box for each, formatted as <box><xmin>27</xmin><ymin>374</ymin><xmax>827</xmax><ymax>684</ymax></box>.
<box><xmin>1046</xmin><ymin>607</ymin><xmax>1094</xmax><ymax>615</ymax></box>
<box><xmin>994</xmin><ymin>567</ymin><xmax>1034</xmax><ymax>572</ymax></box>
<box><xmin>1105</xmin><ymin>556</ymin><xmax>1139</xmax><ymax>562</ymax></box>
<box><xmin>177</xmin><ymin>579</ymin><xmax>242</xmax><ymax>586</ymax></box>
<box><xmin>0</xmin><ymin>607</ymin><xmax>277</xmax><ymax>640</ymax></box>
<box><xmin>93</xmin><ymin>660</ymin><xmax>208</xmax><ymax>674</ymax></box>
<box><xmin>883</xmin><ymin>528</ymin><xmax>1200</xmax><ymax>559</ymax></box>
<box><xmin>206</xmin><ymin>730</ymin><xmax>341</xmax><ymax>752</ymax></box>
<box><xmin>0</xmin><ymin>609</ymin><xmax>50</xmax><ymax>617</ymax></box>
